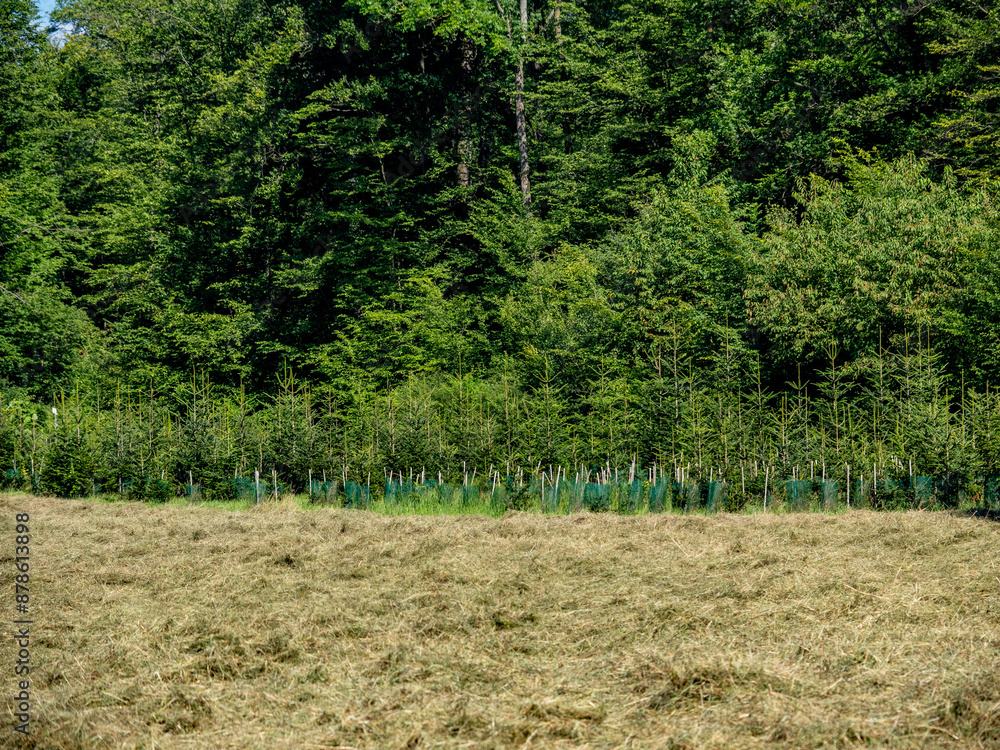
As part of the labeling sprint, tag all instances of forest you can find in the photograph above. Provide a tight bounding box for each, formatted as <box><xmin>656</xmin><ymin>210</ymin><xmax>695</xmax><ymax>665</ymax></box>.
<box><xmin>2</xmin><ymin>0</ymin><xmax>1000</xmax><ymax>505</ymax></box>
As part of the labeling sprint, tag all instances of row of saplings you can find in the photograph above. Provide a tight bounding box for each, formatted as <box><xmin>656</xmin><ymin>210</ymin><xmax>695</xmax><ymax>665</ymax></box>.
<box><xmin>0</xmin><ymin>425</ymin><xmax>985</xmax><ymax>509</ymax></box>
<box><xmin>1</xmin><ymin>430</ymin><xmax>246</xmax><ymax>503</ymax></box>
<box><xmin>0</xmin><ymin>437</ymin><xmax>984</xmax><ymax>512</ymax></box>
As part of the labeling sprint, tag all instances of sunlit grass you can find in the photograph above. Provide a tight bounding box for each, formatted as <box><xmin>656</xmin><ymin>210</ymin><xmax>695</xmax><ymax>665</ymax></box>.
<box><xmin>5</xmin><ymin>491</ymin><xmax>999</xmax><ymax>749</ymax></box>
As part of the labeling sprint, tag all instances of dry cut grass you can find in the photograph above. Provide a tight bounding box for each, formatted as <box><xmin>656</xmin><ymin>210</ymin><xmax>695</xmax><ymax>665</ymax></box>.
<box><xmin>2</xmin><ymin>493</ymin><xmax>1000</xmax><ymax>749</ymax></box>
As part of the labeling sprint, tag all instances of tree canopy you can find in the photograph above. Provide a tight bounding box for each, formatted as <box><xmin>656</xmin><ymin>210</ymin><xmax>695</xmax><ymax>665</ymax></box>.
<box><xmin>1</xmin><ymin>0</ymin><xmax>999</xmax><ymax>486</ymax></box>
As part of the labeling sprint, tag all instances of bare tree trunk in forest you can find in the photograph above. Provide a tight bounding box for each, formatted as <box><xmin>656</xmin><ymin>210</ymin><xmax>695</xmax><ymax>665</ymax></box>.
<box><xmin>498</xmin><ymin>0</ymin><xmax>532</xmax><ymax>211</ymax></box>
<box><xmin>514</xmin><ymin>58</ymin><xmax>530</xmax><ymax>210</ymax></box>
<box><xmin>554</xmin><ymin>0</ymin><xmax>561</xmax><ymax>47</ymax></box>
<box><xmin>515</xmin><ymin>0</ymin><xmax>531</xmax><ymax>210</ymax></box>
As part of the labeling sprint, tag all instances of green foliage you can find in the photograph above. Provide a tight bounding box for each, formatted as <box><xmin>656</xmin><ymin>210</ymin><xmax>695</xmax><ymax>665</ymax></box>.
<box><xmin>924</xmin><ymin>4</ymin><xmax>1000</xmax><ymax>184</ymax></box>
<box><xmin>600</xmin><ymin>133</ymin><xmax>749</xmax><ymax>363</ymax></box>
<box><xmin>747</xmin><ymin>153</ymin><xmax>1000</xmax><ymax>381</ymax></box>
<box><xmin>40</xmin><ymin>427</ymin><xmax>94</xmax><ymax>497</ymax></box>
<box><xmin>122</xmin><ymin>476</ymin><xmax>173</xmax><ymax>503</ymax></box>
<box><xmin>1</xmin><ymin>0</ymin><xmax>999</xmax><ymax>510</ymax></box>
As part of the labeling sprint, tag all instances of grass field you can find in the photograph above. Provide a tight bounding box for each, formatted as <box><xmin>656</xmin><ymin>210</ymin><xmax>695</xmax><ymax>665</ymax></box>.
<box><xmin>2</xmin><ymin>494</ymin><xmax>999</xmax><ymax>749</ymax></box>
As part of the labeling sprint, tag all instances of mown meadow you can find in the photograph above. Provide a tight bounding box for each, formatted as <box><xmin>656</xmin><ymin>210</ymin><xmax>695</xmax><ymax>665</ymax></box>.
<box><xmin>5</xmin><ymin>2</ymin><xmax>1000</xmax><ymax>746</ymax></box>
<box><xmin>3</xmin><ymin>493</ymin><xmax>999</xmax><ymax>749</ymax></box>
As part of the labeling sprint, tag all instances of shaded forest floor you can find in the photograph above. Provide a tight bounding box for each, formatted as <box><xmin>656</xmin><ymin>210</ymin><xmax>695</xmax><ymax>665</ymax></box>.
<box><xmin>2</xmin><ymin>494</ymin><xmax>999</xmax><ymax>749</ymax></box>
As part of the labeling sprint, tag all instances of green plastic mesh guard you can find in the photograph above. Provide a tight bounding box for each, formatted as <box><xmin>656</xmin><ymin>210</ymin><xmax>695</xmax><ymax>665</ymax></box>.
<box><xmin>236</xmin><ymin>477</ymin><xmax>258</xmax><ymax>501</ymax></box>
<box><xmin>786</xmin><ymin>480</ymin><xmax>811</xmax><ymax>511</ymax></box>
<box><xmin>913</xmin><ymin>476</ymin><xmax>933</xmax><ymax>508</ymax></box>
<box><xmin>707</xmin><ymin>481</ymin><xmax>726</xmax><ymax>513</ymax></box>
<box><xmin>984</xmin><ymin>477</ymin><xmax>1000</xmax><ymax>510</ymax></box>
<box><xmin>875</xmin><ymin>478</ymin><xmax>906</xmax><ymax>509</ymax></box>
<box><xmin>821</xmin><ymin>480</ymin><xmax>838</xmax><ymax>510</ymax></box>
<box><xmin>649</xmin><ymin>480</ymin><xmax>670</xmax><ymax>513</ymax></box>
<box><xmin>584</xmin><ymin>483</ymin><xmax>610</xmax><ymax>512</ymax></box>
<box><xmin>344</xmin><ymin>481</ymin><xmax>369</xmax><ymax>508</ymax></box>
<box><xmin>461</xmin><ymin>484</ymin><xmax>480</xmax><ymax>507</ymax></box>
<box><xmin>683</xmin><ymin>482</ymin><xmax>702</xmax><ymax>513</ymax></box>
<box><xmin>849</xmin><ymin>480</ymin><xmax>871</xmax><ymax>507</ymax></box>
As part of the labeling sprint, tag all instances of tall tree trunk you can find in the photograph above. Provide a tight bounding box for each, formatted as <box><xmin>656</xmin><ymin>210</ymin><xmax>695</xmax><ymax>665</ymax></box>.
<box><xmin>514</xmin><ymin>58</ymin><xmax>530</xmax><ymax>210</ymax></box>
<box><xmin>515</xmin><ymin>0</ymin><xmax>531</xmax><ymax>210</ymax></box>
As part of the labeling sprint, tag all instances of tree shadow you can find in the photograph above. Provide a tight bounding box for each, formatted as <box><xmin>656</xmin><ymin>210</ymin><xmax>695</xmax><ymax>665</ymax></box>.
<box><xmin>953</xmin><ymin>508</ymin><xmax>1000</xmax><ymax>523</ymax></box>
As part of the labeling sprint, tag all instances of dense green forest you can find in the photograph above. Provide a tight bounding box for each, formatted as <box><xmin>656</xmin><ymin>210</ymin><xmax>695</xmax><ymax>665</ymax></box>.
<box><xmin>2</xmin><ymin>0</ymin><xmax>1000</xmax><ymax>502</ymax></box>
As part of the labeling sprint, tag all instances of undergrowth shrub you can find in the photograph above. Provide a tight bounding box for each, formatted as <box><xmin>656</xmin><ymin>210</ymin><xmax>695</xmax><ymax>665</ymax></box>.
<box><xmin>40</xmin><ymin>429</ymin><xmax>93</xmax><ymax>497</ymax></box>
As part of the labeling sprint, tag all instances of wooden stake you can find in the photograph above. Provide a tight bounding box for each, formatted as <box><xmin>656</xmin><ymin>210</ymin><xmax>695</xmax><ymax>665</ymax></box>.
<box><xmin>763</xmin><ymin>465</ymin><xmax>769</xmax><ymax>511</ymax></box>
